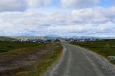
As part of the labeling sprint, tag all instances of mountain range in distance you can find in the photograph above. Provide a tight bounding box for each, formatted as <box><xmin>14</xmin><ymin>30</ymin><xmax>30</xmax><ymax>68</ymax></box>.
<box><xmin>0</xmin><ymin>35</ymin><xmax>115</xmax><ymax>41</ymax></box>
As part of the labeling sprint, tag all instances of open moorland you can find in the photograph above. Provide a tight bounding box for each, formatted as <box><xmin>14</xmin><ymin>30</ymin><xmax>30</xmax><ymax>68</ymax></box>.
<box><xmin>0</xmin><ymin>41</ymin><xmax>63</xmax><ymax>76</ymax></box>
<box><xmin>70</xmin><ymin>39</ymin><xmax>115</xmax><ymax>64</ymax></box>
<box><xmin>0</xmin><ymin>36</ymin><xmax>16</xmax><ymax>41</ymax></box>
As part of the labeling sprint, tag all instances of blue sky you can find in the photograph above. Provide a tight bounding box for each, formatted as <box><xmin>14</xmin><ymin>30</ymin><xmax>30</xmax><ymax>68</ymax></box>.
<box><xmin>0</xmin><ymin>0</ymin><xmax>115</xmax><ymax>37</ymax></box>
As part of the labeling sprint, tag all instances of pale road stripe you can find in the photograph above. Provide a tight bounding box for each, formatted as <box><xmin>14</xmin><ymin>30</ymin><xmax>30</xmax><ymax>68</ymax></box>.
<box><xmin>63</xmin><ymin>48</ymin><xmax>71</xmax><ymax>76</ymax></box>
<box><xmin>81</xmin><ymin>50</ymin><xmax>105</xmax><ymax>76</ymax></box>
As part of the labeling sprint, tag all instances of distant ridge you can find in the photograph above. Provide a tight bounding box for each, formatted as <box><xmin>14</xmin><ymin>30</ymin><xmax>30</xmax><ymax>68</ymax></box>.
<box><xmin>45</xmin><ymin>34</ymin><xmax>59</xmax><ymax>37</ymax></box>
<box><xmin>0</xmin><ymin>36</ymin><xmax>16</xmax><ymax>41</ymax></box>
<box><xmin>9</xmin><ymin>36</ymin><xmax>46</xmax><ymax>40</ymax></box>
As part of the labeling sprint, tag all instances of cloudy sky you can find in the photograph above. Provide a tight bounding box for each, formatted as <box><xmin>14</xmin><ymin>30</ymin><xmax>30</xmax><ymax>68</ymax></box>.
<box><xmin>0</xmin><ymin>0</ymin><xmax>115</xmax><ymax>37</ymax></box>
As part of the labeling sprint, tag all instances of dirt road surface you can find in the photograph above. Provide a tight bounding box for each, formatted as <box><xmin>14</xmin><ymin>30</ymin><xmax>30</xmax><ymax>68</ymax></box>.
<box><xmin>43</xmin><ymin>43</ymin><xmax>115</xmax><ymax>76</ymax></box>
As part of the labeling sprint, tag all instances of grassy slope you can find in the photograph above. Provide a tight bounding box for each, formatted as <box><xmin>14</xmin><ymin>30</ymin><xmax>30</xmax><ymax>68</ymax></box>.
<box><xmin>0</xmin><ymin>36</ymin><xmax>16</xmax><ymax>41</ymax></box>
<box><xmin>0</xmin><ymin>42</ymin><xmax>63</xmax><ymax>76</ymax></box>
<box><xmin>70</xmin><ymin>40</ymin><xmax>115</xmax><ymax>64</ymax></box>
<box><xmin>26</xmin><ymin>43</ymin><xmax>63</xmax><ymax>76</ymax></box>
<box><xmin>0</xmin><ymin>41</ymin><xmax>42</xmax><ymax>53</ymax></box>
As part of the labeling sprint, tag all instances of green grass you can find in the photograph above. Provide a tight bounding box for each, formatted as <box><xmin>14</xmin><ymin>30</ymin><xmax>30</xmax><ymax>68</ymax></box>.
<box><xmin>0</xmin><ymin>41</ymin><xmax>63</xmax><ymax>76</ymax></box>
<box><xmin>0</xmin><ymin>41</ymin><xmax>41</xmax><ymax>53</ymax></box>
<box><xmin>70</xmin><ymin>40</ymin><xmax>115</xmax><ymax>64</ymax></box>
<box><xmin>26</xmin><ymin>43</ymin><xmax>63</xmax><ymax>76</ymax></box>
<box><xmin>0</xmin><ymin>41</ymin><xmax>45</xmax><ymax>60</ymax></box>
<box><xmin>0</xmin><ymin>36</ymin><xmax>16</xmax><ymax>41</ymax></box>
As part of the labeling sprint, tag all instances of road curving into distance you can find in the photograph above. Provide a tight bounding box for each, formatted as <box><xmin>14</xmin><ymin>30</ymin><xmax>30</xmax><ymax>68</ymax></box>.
<box><xmin>43</xmin><ymin>43</ymin><xmax>115</xmax><ymax>76</ymax></box>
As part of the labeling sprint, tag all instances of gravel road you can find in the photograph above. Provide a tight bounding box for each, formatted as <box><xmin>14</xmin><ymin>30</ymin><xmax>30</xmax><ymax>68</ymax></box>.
<box><xmin>43</xmin><ymin>43</ymin><xmax>115</xmax><ymax>76</ymax></box>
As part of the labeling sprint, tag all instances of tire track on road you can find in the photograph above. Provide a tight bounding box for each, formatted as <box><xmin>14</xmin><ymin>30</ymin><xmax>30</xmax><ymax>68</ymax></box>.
<box><xmin>81</xmin><ymin>50</ymin><xmax>104</xmax><ymax>76</ymax></box>
<box><xmin>43</xmin><ymin>43</ymin><xmax>115</xmax><ymax>76</ymax></box>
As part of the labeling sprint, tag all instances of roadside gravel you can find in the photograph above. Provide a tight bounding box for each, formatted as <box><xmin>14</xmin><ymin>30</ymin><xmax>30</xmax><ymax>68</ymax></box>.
<box><xmin>77</xmin><ymin>45</ymin><xmax>115</xmax><ymax>76</ymax></box>
<box><xmin>43</xmin><ymin>43</ymin><xmax>115</xmax><ymax>76</ymax></box>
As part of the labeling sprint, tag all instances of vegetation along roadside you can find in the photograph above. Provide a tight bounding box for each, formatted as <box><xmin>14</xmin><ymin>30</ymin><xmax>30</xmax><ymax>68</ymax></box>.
<box><xmin>70</xmin><ymin>39</ymin><xmax>115</xmax><ymax>64</ymax></box>
<box><xmin>0</xmin><ymin>41</ymin><xmax>63</xmax><ymax>76</ymax></box>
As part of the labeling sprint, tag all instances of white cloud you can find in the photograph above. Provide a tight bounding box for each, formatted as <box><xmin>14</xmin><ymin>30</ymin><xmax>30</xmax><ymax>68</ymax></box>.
<box><xmin>0</xmin><ymin>0</ymin><xmax>27</xmax><ymax>11</ymax></box>
<box><xmin>25</xmin><ymin>0</ymin><xmax>52</xmax><ymax>7</ymax></box>
<box><xmin>47</xmin><ymin>22</ymin><xmax>115</xmax><ymax>36</ymax></box>
<box><xmin>71</xmin><ymin>6</ymin><xmax>115</xmax><ymax>23</ymax></box>
<box><xmin>60</xmin><ymin>0</ymin><xmax>99</xmax><ymax>8</ymax></box>
<box><xmin>0</xmin><ymin>6</ymin><xmax>115</xmax><ymax>36</ymax></box>
<box><xmin>0</xmin><ymin>0</ymin><xmax>52</xmax><ymax>12</ymax></box>
<box><xmin>0</xmin><ymin>0</ymin><xmax>115</xmax><ymax>37</ymax></box>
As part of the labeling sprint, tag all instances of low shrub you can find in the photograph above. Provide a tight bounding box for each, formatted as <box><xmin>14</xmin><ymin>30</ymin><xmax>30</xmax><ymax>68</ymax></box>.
<box><xmin>70</xmin><ymin>40</ymin><xmax>115</xmax><ymax>64</ymax></box>
<box><xmin>108</xmin><ymin>56</ymin><xmax>115</xmax><ymax>63</ymax></box>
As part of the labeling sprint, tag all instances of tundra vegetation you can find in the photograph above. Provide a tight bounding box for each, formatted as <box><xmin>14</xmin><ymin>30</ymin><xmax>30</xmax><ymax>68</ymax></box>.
<box><xmin>0</xmin><ymin>41</ymin><xmax>63</xmax><ymax>76</ymax></box>
<box><xmin>70</xmin><ymin>39</ymin><xmax>115</xmax><ymax>64</ymax></box>
<box><xmin>0</xmin><ymin>36</ymin><xmax>16</xmax><ymax>41</ymax></box>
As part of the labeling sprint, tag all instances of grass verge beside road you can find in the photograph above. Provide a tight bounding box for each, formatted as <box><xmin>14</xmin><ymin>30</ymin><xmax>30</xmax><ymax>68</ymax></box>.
<box><xmin>0</xmin><ymin>42</ymin><xmax>63</xmax><ymax>76</ymax></box>
<box><xmin>70</xmin><ymin>40</ymin><xmax>115</xmax><ymax>64</ymax></box>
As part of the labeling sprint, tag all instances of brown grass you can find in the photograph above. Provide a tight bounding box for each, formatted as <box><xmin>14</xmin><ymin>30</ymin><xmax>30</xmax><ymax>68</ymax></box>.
<box><xmin>0</xmin><ymin>43</ymin><xmax>63</xmax><ymax>76</ymax></box>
